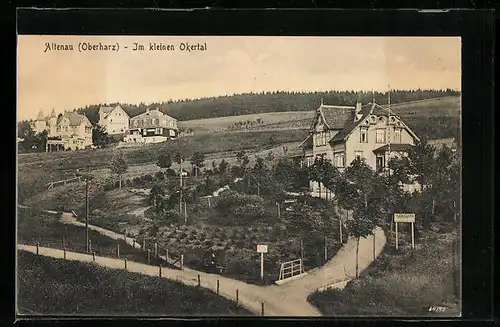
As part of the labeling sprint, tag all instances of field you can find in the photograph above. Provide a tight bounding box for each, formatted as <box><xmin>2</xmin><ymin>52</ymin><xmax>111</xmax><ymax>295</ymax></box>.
<box><xmin>178</xmin><ymin>111</ymin><xmax>314</xmax><ymax>134</ymax></box>
<box><xmin>178</xmin><ymin>96</ymin><xmax>460</xmax><ymax>134</ymax></box>
<box><xmin>17</xmin><ymin>251</ymin><xmax>251</xmax><ymax>316</ymax></box>
<box><xmin>308</xmin><ymin>223</ymin><xmax>460</xmax><ymax>317</ymax></box>
<box><xmin>17</xmin><ymin>129</ymin><xmax>308</xmax><ymax>203</ymax></box>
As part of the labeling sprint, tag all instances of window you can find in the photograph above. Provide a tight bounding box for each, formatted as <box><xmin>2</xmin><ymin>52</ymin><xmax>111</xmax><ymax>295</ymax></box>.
<box><xmin>334</xmin><ymin>152</ymin><xmax>345</xmax><ymax>168</ymax></box>
<box><xmin>376</xmin><ymin>129</ymin><xmax>386</xmax><ymax>143</ymax></box>
<box><xmin>360</xmin><ymin>127</ymin><xmax>368</xmax><ymax>143</ymax></box>
<box><xmin>394</xmin><ymin>128</ymin><xmax>401</xmax><ymax>143</ymax></box>
<box><xmin>315</xmin><ymin>132</ymin><xmax>328</xmax><ymax>146</ymax></box>
<box><xmin>376</xmin><ymin>155</ymin><xmax>385</xmax><ymax>171</ymax></box>
<box><xmin>354</xmin><ymin>151</ymin><xmax>364</xmax><ymax>160</ymax></box>
<box><xmin>306</xmin><ymin>156</ymin><xmax>313</xmax><ymax>167</ymax></box>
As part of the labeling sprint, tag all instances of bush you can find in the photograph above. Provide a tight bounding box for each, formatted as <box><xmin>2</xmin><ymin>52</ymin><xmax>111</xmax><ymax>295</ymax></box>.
<box><xmin>155</xmin><ymin>171</ymin><xmax>164</xmax><ymax>180</ymax></box>
<box><xmin>160</xmin><ymin>210</ymin><xmax>183</xmax><ymax>224</ymax></box>
<box><xmin>144</xmin><ymin>174</ymin><xmax>154</xmax><ymax>182</ymax></box>
<box><xmin>214</xmin><ymin>191</ymin><xmax>266</xmax><ymax>225</ymax></box>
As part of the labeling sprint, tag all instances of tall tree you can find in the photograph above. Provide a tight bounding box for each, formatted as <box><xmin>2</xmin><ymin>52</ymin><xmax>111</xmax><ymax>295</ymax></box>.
<box><xmin>149</xmin><ymin>182</ymin><xmax>166</xmax><ymax>213</ymax></box>
<box><xmin>110</xmin><ymin>151</ymin><xmax>129</xmax><ymax>188</ymax></box>
<box><xmin>157</xmin><ymin>152</ymin><xmax>173</xmax><ymax>177</ymax></box>
<box><xmin>92</xmin><ymin>124</ymin><xmax>112</xmax><ymax>148</ymax></box>
<box><xmin>190</xmin><ymin>152</ymin><xmax>205</xmax><ymax>177</ymax></box>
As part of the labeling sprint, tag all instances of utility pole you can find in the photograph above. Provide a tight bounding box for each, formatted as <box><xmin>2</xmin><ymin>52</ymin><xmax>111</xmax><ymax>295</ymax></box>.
<box><xmin>387</xmin><ymin>85</ymin><xmax>391</xmax><ymax>176</ymax></box>
<box><xmin>85</xmin><ymin>175</ymin><xmax>89</xmax><ymax>253</ymax></box>
<box><xmin>179</xmin><ymin>157</ymin><xmax>183</xmax><ymax>215</ymax></box>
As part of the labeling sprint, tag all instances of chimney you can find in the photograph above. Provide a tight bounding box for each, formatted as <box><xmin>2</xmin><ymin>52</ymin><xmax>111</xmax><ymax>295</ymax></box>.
<box><xmin>354</xmin><ymin>101</ymin><xmax>362</xmax><ymax>122</ymax></box>
<box><xmin>355</xmin><ymin>101</ymin><xmax>362</xmax><ymax>115</ymax></box>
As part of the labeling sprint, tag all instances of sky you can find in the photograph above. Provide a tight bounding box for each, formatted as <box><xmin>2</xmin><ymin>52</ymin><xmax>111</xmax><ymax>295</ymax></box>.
<box><xmin>17</xmin><ymin>36</ymin><xmax>461</xmax><ymax>121</ymax></box>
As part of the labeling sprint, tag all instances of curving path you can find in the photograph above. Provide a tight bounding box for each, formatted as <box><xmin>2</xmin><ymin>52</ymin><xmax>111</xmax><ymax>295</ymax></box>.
<box><xmin>19</xmin><ymin>210</ymin><xmax>387</xmax><ymax>316</ymax></box>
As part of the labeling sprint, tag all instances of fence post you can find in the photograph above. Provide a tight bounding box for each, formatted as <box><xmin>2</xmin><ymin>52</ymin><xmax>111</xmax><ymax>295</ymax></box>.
<box><xmin>92</xmin><ymin>251</ymin><xmax>96</xmax><ymax>261</ymax></box>
<box><xmin>181</xmin><ymin>254</ymin><xmax>184</xmax><ymax>270</ymax></box>
<box><xmin>62</xmin><ymin>235</ymin><xmax>65</xmax><ymax>248</ymax></box>
<box><xmin>36</xmin><ymin>242</ymin><xmax>39</xmax><ymax>255</ymax></box>
<box><xmin>133</xmin><ymin>239</ymin><xmax>136</xmax><ymax>248</ymax></box>
<box><xmin>154</xmin><ymin>242</ymin><xmax>158</xmax><ymax>257</ymax></box>
<box><xmin>217</xmin><ymin>279</ymin><xmax>219</xmax><ymax>295</ymax></box>
<box><xmin>124</xmin><ymin>258</ymin><xmax>127</xmax><ymax>270</ymax></box>
<box><xmin>198</xmin><ymin>274</ymin><xmax>200</xmax><ymax>287</ymax></box>
<box><xmin>159</xmin><ymin>265</ymin><xmax>162</xmax><ymax>277</ymax></box>
<box><xmin>236</xmin><ymin>289</ymin><xmax>239</xmax><ymax>306</ymax></box>
<box><xmin>166</xmin><ymin>249</ymin><xmax>169</xmax><ymax>263</ymax></box>
<box><xmin>89</xmin><ymin>240</ymin><xmax>92</xmax><ymax>253</ymax></box>
<box><xmin>117</xmin><ymin>243</ymin><xmax>120</xmax><ymax>259</ymax></box>
<box><xmin>63</xmin><ymin>247</ymin><xmax>67</xmax><ymax>259</ymax></box>
<box><xmin>142</xmin><ymin>240</ymin><xmax>146</xmax><ymax>251</ymax></box>
<box><xmin>147</xmin><ymin>249</ymin><xmax>151</xmax><ymax>264</ymax></box>
<box><xmin>261</xmin><ymin>302</ymin><xmax>265</xmax><ymax>316</ymax></box>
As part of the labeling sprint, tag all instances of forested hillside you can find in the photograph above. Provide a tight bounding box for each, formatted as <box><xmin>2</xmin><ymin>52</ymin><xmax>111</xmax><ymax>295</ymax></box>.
<box><xmin>76</xmin><ymin>89</ymin><xmax>460</xmax><ymax>124</ymax></box>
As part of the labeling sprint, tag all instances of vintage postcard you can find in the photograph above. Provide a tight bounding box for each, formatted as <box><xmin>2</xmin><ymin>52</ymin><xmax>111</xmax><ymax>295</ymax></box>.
<box><xmin>16</xmin><ymin>35</ymin><xmax>462</xmax><ymax>317</ymax></box>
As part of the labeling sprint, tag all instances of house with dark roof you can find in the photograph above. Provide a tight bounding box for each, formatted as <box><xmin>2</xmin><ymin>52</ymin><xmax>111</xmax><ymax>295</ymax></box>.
<box><xmin>124</xmin><ymin>108</ymin><xmax>178</xmax><ymax>144</ymax></box>
<box><xmin>38</xmin><ymin>111</ymin><xmax>93</xmax><ymax>152</ymax></box>
<box><xmin>298</xmin><ymin>99</ymin><xmax>420</xmax><ymax>194</ymax></box>
<box><xmin>98</xmin><ymin>105</ymin><xmax>130</xmax><ymax>135</ymax></box>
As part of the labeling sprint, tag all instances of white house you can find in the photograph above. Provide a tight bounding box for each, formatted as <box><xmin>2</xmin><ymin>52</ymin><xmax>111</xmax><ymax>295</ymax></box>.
<box><xmin>33</xmin><ymin>110</ymin><xmax>93</xmax><ymax>151</ymax></box>
<box><xmin>298</xmin><ymin>100</ymin><xmax>420</xmax><ymax>195</ymax></box>
<box><xmin>98</xmin><ymin>105</ymin><xmax>130</xmax><ymax>135</ymax></box>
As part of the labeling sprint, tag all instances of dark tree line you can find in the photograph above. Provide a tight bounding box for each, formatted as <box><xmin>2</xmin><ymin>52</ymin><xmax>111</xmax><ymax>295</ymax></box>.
<box><xmin>74</xmin><ymin>89</ymin><xmax>460</xmax><ymax>124</ymax></box>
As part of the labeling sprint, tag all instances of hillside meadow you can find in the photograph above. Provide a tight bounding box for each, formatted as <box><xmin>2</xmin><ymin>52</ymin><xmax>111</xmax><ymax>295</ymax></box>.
<box><xmin>308</xmin><ymin>223</ymin><xmax>460</xmax><ymax>317</ymax></box>
<box><xmin>17</xmin><ymin>251</ymin><xmax>251</xmax><ymax>316</ymax></box>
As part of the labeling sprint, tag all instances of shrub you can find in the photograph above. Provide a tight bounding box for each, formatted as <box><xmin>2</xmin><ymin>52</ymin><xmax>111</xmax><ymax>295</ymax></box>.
<box><xmin>144</xmin><ymin>174</ymin><xmax>154</xmax><ymax>182</ymax></box>
<box><xmin>214</xmin><ymin>191</ymin><xmax>266</xmax><ymax>225</ymax></box>
<box><xmin>160</xmin><ymin>210</ymin><xmax>183</xmax><ymax>225</ymax></box>
<box><xmin>155</xmin><ymin>171</ymin><xmax>164</xmax><ymax>180</ymax></box>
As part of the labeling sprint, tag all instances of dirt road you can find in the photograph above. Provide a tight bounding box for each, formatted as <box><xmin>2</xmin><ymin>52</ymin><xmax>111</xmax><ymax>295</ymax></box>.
<box><xmin>22</xmin><ymin>212</ymin><xmax>387</xmax><ymax>316</ymax></box>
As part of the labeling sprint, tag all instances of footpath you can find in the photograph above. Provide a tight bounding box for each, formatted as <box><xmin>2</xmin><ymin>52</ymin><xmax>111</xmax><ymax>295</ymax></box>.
<box><xmin>19</xmin><ymin>211</ymin><xmax>387</xmax><ymax>316</ymax></box>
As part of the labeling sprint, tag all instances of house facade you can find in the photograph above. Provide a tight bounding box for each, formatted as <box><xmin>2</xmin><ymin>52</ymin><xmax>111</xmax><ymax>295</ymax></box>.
<box><xmin>298</xmin><ymin>100</ymin><xmax>420</xmax><ymax>194</ymax></box>
<box><xmin>34</xmin><ymin>110</ymin><xmax>93</xmax><ymax>151</ymax></box>
<box><xmin>124</xmin><ymin>108</ymin><xmax>178</xmax><ymax>144</ymax></box>
<box><xmin>98</xmin><ymin>105</ymin><xmax>130</xmax><ymax>135</ymax></box>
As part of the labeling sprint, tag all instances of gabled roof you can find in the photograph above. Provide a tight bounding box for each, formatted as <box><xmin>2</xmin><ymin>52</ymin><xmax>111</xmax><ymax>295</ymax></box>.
<box><xmin>58</xmin><ymin>112</ymin><xmax>88</xmax><ymax>126</ymax></box>
<box><xmin>99</xmin><ymin>105</ymin><xmax>129</xmax><ymax>119</ymax></box>
<box><xmin>36</xmin><ymin>111</ymin><xmax>45</xmax><ymax>121</ymax></box>
<box><xmin>330</xmin><ymin>102</ymin><xmax>420</xmax><ymax>143</ymax></box>
<box><xmin>130</xmin><ymin>108</ymin><xmax>177</xmax><ymax>121</ymax></box>
<box><xmin>99</xmin><ymin>106</ymin><xmax>115</xmax><ymax>115</ymax></box>
<box><xmin>309</xmin><ymin>104</ymin><xmax>355</xmax><ymax>131</ymax></box>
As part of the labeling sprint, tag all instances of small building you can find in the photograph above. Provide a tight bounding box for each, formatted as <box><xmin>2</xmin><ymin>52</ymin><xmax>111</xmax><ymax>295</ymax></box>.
<box><xmin>98</xmin><ymin>105</ymin><xmax>130</xmax><ymax>135</ymax></box>
<box><xmin>124</xmin><ymin>108</ymin><xmax>178</xmax><ymax>144</ymax></box>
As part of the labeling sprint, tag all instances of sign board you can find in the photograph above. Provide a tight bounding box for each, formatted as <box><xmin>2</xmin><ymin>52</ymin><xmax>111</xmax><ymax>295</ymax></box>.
<box><xmin>394</xmin><ymin>213</ymin><xmax>415</xmax><ymax>223</ymax></box>
<box><xmin>257</xmin><ymin>244</ymin><xmax>268</xmax><ymax>253</ymax></box>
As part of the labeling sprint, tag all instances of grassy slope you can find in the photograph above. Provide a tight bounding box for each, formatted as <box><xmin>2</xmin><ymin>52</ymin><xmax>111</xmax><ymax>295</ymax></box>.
<box><xmin>17</xmin><ymin>251</ymin><xmax>251</xmax><ymax>316</ymax></box>
<box><xmin>308</xmin><ymin>224</ymin><xmax>460</xmax><ymax>317</ymax></box>
<box><xmin>17</xmin><ymin>207</ymin><xmax>171</xmax><ymax>268</ymax></box>
<box><xmin>18</xmin><ymin>129</ymin><xmax>308</xmax><ymax>203</ymax></box>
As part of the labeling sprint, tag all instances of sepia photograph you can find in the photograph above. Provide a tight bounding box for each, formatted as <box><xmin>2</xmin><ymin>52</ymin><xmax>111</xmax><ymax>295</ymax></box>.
<box><xmin>16</xmin><ymin>35</ymin><xmax>462</xmax><ymax>317</ymax></box>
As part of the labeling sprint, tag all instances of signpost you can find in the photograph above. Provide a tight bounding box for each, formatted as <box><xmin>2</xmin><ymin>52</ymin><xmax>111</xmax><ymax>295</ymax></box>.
<box><xmin>394</xmin><ymin>213</ymin><xmax>416</xmax><ymax>250</ymax></box>
<box><xmin>257</xmin><ymin>244</ymin><xmax>268</xmax><ymax>280</ymax></box>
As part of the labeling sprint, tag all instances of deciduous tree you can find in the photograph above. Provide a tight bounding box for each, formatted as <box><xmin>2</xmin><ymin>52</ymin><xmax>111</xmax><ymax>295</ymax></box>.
<box><xmin>110</xmin><ymin>151</ymin><xmax>129</xmax><ymax>188</ymax></box>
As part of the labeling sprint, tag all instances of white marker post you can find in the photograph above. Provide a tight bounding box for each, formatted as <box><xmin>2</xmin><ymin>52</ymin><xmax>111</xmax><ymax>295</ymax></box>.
<box><xmin>394</xmin><ymin>213</ymin><xmax>416</xmax><ymax>250</ymax></box>
<box><xmin>257</xmin><ymin>244</ymin><xmax>268</xmax><ymax>281</ymax></box>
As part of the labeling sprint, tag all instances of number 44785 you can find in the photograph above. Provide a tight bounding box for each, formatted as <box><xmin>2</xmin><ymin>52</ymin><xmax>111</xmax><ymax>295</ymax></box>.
<box><xmin>428</xmin><ymin>306</ymin><xmax>447</xmax><ymax>312</ymax></box>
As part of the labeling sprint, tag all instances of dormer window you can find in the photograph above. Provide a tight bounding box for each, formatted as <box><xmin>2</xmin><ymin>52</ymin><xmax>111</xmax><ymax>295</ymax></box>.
<box><xmin>360</xmin><ymin>127</ymin><xmax>368</xmax><ymax>143</ymax></box>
